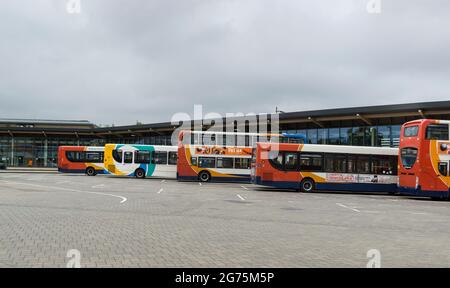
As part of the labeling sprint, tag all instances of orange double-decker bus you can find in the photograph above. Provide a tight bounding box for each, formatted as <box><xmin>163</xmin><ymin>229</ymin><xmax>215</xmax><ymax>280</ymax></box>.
<box><xmin>177</xmin><ymin>130</ymin><xmax>305</xmax><ymax>182</ymax></box>
<box><xmin>251</xmin><ymin>142</ymin><xmax>398</xmax><ymax>193</ymax></box>
<box><xmin>58</xmin><ymin>146</ymin><xmax>107</xmax><ymax>176</ymax></box>
<box><xmin>398</xmin><ymin>119</ymin><xmax>450</xmax><ymax>199</ymax></box>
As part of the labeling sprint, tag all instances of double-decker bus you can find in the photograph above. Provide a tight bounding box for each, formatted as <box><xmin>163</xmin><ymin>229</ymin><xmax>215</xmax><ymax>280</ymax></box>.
<box><xmin>398</xmin><ymin>119</ymin><xmax>450</xmax><ymax>199</ymax></box>
<box><xmin>58</xmin><ymin>146</ymin><xmax>107</xmax><ymax>176</ymax></box>
<box><xmin>104</xmin><ymin>144</ymin><xmax>178</xmax><ymax>178</ymax></box>
<box><xmin>177</xmin><ymin>130</ymin><xmax>306</xmax><ymax>182</ymax></box>
<box><xmin>251</xmin><ymin>142</ymin><xmax>398</xmax><ymax>193</ymax></box>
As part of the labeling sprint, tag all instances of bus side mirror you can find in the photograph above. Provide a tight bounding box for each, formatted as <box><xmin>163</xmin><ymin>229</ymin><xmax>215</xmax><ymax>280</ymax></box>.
<box><xmin>440</xmin><ymin>143</ymin><xmax>448</xmax><ymax>151</ymax></box>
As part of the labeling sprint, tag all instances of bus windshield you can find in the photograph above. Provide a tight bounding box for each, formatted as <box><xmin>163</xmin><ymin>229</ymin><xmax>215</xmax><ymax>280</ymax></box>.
<box><xmin>400</xmin><ymin>147</ymin><xmax>418</xmax><ymax>169</ymax></box>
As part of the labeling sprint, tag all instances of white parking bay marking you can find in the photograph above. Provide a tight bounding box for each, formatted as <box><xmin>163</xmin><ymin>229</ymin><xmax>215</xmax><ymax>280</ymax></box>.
<box><xmin>237</xmin><ymin>194</ymin><xmax>246</xmax><ymax>201</ymax></box>
<box><xmin>0</xmin><ymin>180</ymin><xmax>127</xmax><ymax>204</ymax></box>
<box><xmin>91</xmin><ymin>184</ymin><xmax>105</xmax><ymax>189</ymax></box>
<box><xmin>157</xmin><ymin>188</ymin><xmax>164</xmax><ymax>194</ymax></box>
<box><xmin>336</xmin><ymin>203</ymin><xmax>360</xmax><ymax>213</ymax></box>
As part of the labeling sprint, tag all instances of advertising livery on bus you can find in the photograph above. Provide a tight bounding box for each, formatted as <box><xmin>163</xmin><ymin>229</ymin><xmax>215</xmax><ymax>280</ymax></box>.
<box><xmin>58</xmin><ymin>146</ymin><xmax>107</xmax><ymax>176</ymax></box>
<box><xmin>177</xmin><ymin>130</ymin><xmax>306</xmax><ymax>182</ymax></box>
<box><xmin>103</xmin><ymin>144</ymin><xmax>178</xmax><ymax>178</ymax></box>
<box><xmin>251</xmin><ymin>142</ymin><xmax>398</xmax><ymax>193</ymax></box>
<box><xmin>398</xmin><ymin>119</ymin><xmax>450</xmax><ymax>199</ymax></box>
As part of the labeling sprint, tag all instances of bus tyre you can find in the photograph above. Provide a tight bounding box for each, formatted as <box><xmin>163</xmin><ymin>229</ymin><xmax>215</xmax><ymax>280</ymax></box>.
<box><xmin>198</xmin><ymin>171</ymin><xmax>211</xmax><ymax>182</ymax></box>
<box><xmin>86</xmin><ymin>167</ymin><xmax>96</xmax><ymax>176</ymax></box>
<box><xmin>300</xmin><ymin>178</ymin><xmax>315</xmax><ymax>193</ymax></box>
<box><xmin>135</xmin><ymin>169</ymin><xmax>146</xmax><ymax>179</ymax></box>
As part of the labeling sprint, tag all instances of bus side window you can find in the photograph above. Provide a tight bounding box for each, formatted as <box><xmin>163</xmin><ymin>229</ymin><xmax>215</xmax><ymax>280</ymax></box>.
<box><xmin>284</xmin><ymin>152</ymin><xmax>298</xmax><ymax>171</ymax></box>
<box><xmin>168</xmin><ymin>152</ymin><xmax>178</xmax><ymax>165</ymax></box>
<box><xmin>112</xmin><ymin>150</ymin><xmax>123</xmax><ymax>163</ymax></box>
<box><xmin>124</xmin><ymin>152</ymin><xmax>133</xmax><ymax>164</ymax></box>
<box><xmin>152</xmin><ymin>151</ymin><xmax>168</xmax><ymax>165</ymax></box>
<box><xmin>438</xmin><ymin>162</ymin><xmax>448</xmax><ymax>176</ymax></box>
<box><xmin>191</xmin><ymin>157</ymin><xmax>197</xmax><ymax>166</ymax></box>
<box><xmin>135</xmin><ymin>151</ymin><xmax>150</xmax><ymax>164</ymax></box>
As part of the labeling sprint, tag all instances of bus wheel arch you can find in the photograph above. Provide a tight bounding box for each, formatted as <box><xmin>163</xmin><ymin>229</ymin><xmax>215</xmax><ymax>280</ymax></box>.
<box><xmin>85</xmin><ymin>167</ymin><xmax>96</xmax><ymax>176</ymax></box>
<box><xmin>135</xmin><ymin>168</ymin><xmax>146</xmax><ymax>179</ymax></box>
<box><xmin>300</xmin><ymin>178</ymin><xmax>315</xmax><ymax>192</ymax></box>
<box><xmin>198</xmin><ymin>170</ymin><xmax>211</xmax><ymax>182</ymax></box>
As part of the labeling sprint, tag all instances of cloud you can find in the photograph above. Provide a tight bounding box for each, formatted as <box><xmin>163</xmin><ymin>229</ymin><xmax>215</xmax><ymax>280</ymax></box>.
<box><xmin>0</xmin><ymin>0</ymin><xmax>449</xmax><ymax>125</ymax></box>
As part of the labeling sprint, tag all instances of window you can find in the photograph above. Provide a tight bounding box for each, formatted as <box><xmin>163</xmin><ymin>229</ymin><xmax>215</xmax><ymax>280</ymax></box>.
<box><xmin>112</xmin><ymin>149</ymin><xmax>123</xmax><ymax>163</ymax></box>
<box><xmin>371</xmin><ymin>155</ymin><xmax>397</xmax><ymax>175</ymax></box>
<box><xmin>347</xmin><ymin>155</ymin><xmax>357</xmax><ymax>173</ymax></box>
<box><xmin>191</xmin><ymin>157</ymin><xmax>197</xmax><ymax>166</ymax></box>
<box><xmin>198</xmin><ymin>157</ymin><xmax>215</xmax><ymax>168</ymax></box>
<box><xmin>152</xmin><ymin>151</ymin><xmax>168</xmax><ymax>164</ymax></box>
<box><xmin>85</xmin><ymin>152</ymin><xmax>103</xmax><ymax>163</ymax></box>
<box><xmin>404</xmin><ymin>125</ymin><xmax>419</xmax><ymax>137</ymax></box>
<box><xmin>317</xmin><ymin>129</ymin><xmax>328</xmax><ymax>144</ymax></box>
<box><xmin>269</xmin><ymin>152</ymin><xmax>284</xmax><ymax>170</ymax></box>
<box><xmin>135</xmin><ymin>151</ymin><xmax>150</xmax><ymax>164</ymax></box>
<box><xmin>438</xmin><ymin>162</ymin><xmax>448</xmax><ymax>176</ymax></box>
<box><xmin>235</xmin><ymin>158</ymin><xmax>250</xmax><ymax>169</ymax></box>
<box><xmin>299</xmin><ymin>153</ymin><xmax>322</xmax><ymax>172</ymax></box>
<box><xmin>168</xmin><ymin>152</ymin><xmax>178</xmax><ymax>165</ymax></box>
<box><xmin>202</xmin><ymin>133</ymin><xmax>216</xmax><ymax>145</ymax></box>
<box><xmin>124</xmin><ymin>152</ymin><xmax>133</xmax><ymax>164</ymax></box>
<box><xmin>66</xmin><ymin>151</ymin><xmax>84</xmax><ymax>162</ymax></box>
<box><xmin>356</xmin><ymin>155</ymin><xmax>370</xmax><ymax>174</ymax></box>
<box><xmin>324</xmin><ymin>154</ymin><xmax>346</xmax><ymax>173</ymax></box>
<box><xmin>284</xmin><ymin>152</ymin><xmax>298</xmax><ymax>171</ymax></box>
<box><xmin>307</xmin><ymin>129</ymin><xmax>318</xmax><ymax>144</ymax></box>
<box><xmin>426</xmin><ymin>124</ymin><xmax>449</xmax><ymax>140</ymax></box>
<box><xmin>400</xmin><ymin>147</ymin><xmax>418</xmax><ymax>169</ymax></box>
<box><xmin>328</xmin><ymin>128</ymin><xmax>340</xmax><ymax>145</ymax></box>
<box><xmin>217</xmin><ymin>157</ymin><xmax>233</xmax><ymax>169</ymax></box>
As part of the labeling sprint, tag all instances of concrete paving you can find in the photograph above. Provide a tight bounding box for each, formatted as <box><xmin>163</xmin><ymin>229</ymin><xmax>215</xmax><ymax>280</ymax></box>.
<box><xmin>0</xmin><ymin>173</ymin><xmax>449</xmax><ymax>267</ymax></box>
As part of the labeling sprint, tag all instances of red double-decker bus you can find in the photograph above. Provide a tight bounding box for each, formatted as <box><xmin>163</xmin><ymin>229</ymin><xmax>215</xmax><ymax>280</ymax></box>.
<box><xmin>398</xmin><ymin>119</ymin><xmax>450</xmax><ymax>199</ymax></box>
<box><xmin>251</xmin><ymin>142</ymin><xmax>398</xmax><ymax>193</ymax></box>
<box><xmin>58</xmin><ymin>146</ymin><xmax>107</xmax><ymax>176</ymax></box>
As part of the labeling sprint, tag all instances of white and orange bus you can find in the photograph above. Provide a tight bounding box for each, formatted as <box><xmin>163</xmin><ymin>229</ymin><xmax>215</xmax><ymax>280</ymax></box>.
<box><xmin>58</xmin><ymin>146</ymin><xmax>107</xmax><ymax>176</ymax></box>
<box><xmin>398</xmin><ymin>119</ymin><xmax>450</xmax><ymax>199</ymax></box>
<box><xmin>251</xmin><ymin>142</ymin><xmax>398</xmax><ymax>193</ymax></box>
<box><xmin>177</xmin><ymin>130</ymin><xmax>306</xmax><ymax>182</ymax></box>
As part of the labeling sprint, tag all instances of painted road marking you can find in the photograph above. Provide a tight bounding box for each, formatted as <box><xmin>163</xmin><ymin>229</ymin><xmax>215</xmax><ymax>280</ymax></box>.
<box><xmin>241</xmin><ymin>186</ymin><xmax>248</xmax><ymax>190</ymax></box>
<box><xmin>91</xmin><ymin>184</ymin><xmax>105</xmax><ymax>189</ymax></box>
<box><xmin>237</xmin><ymin>194</ymin><xmax>246</xmax><ymax>201</ymax></box>
<box><xmin>157</xmin><ymin>188</ymin><xmax>164</xmax><ymax>194</ymax></box>
<box><xmin>0</xmin><ymin>180</ymin><xmax>127</xmax><ymax>204</ymax></box>
<box><xmin>161</xmin><ymin>180</ymin><xmax>166</xmax><ymax>183</ymax></box>
<box><xmin>199</xmin><ymin>183</ymin><xmax>202</xmax><ymax>186</ymax></box>
<box><xmin>336</xmin><ymin>203</ymin><xmax>360</xmax><ymax>213</ymax></box>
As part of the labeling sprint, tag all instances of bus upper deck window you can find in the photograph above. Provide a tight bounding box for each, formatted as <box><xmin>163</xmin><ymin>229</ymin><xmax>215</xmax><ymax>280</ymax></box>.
<box><xmin>426</xmin><ymin>124</ymin><xmax>449</xmax><ymax>140</ymax></box>
<box><xmin>404</xmin><ymin>125</ymin><xmax>419</xmax><ymax>137</ymax></box>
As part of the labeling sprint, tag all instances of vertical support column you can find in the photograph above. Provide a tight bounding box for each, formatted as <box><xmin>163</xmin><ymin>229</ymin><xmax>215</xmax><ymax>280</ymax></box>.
<box><xmin>10</xmin><ymin>135</ymin><xmax>14</xmax><ymax>167</ymax></box>
<box><xmin>44</xmin><ymin>138</ymin><xmax>48</xmax><ymax>167</ymax></box>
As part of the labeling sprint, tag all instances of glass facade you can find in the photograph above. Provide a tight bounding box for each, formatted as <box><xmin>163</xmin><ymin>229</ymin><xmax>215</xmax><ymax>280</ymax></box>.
<box><xmin>0</xmin><ymin>124</ymin><xmax>405</xmax><ymax>168</ymax></box>
<box><xmin>0</xmin><ymin>135</ymin><xmax>173</xmax><ymax>167</ymax></box>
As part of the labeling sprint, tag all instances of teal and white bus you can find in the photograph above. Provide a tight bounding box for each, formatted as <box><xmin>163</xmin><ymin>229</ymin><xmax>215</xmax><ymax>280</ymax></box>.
<box><xmin>104</xmin><ymin>144</ymin><xmax>178</xmax><ymax>178</ymax></box>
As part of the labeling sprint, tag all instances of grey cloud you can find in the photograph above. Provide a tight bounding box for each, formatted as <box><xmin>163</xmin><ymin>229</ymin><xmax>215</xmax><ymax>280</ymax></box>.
<box><xmin>0</xmin><ymin>0</ymin><xmax>449</xmax><ymax>125</ymax></box>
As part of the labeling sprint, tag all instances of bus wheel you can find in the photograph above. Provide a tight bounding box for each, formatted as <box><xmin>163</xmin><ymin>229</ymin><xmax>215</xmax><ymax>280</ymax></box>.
<box><xmin>300</xmin><ymin>178</ymin><xmax>315</xmax><ymax>193</ymax></box>
<box><xmin>135</xmin><ymin>168</ymin><xmax>146</xmax><ymax>179</ymax></box>
<box><xmin>86</xmin><ymin>167</ymin><xmax>96</xmax><ymax>176</ymax></box>
<box><xmin>198</xmin><ymin>171</ymin><xmax>211</xmax><ymax>182</ymax></box>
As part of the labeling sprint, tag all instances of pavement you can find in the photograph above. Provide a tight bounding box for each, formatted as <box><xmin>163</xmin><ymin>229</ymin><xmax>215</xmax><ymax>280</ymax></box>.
<box><xmin>0</xmin><ymin>172</ymin><xmax>449</xmax><ymax>267</ymax></box>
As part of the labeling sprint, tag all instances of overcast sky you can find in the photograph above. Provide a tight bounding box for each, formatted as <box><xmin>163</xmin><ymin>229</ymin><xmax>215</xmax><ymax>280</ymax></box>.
<box><xmin>0</xmin><ymin>0</ymin><xmax>449</xmax><ymax>125</ymax></box>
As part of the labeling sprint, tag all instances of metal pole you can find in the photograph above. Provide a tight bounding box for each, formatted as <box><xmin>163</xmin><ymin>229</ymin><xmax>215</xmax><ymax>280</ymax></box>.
<box><xmin>44</xmin><ymin>138</ymin><xmax>48</xmax><ymax>167</ymax></box>
<box><xmin>10</xmin><ymin>136</ymin><xmax>14</xmax><ymax>167</ymax></box>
